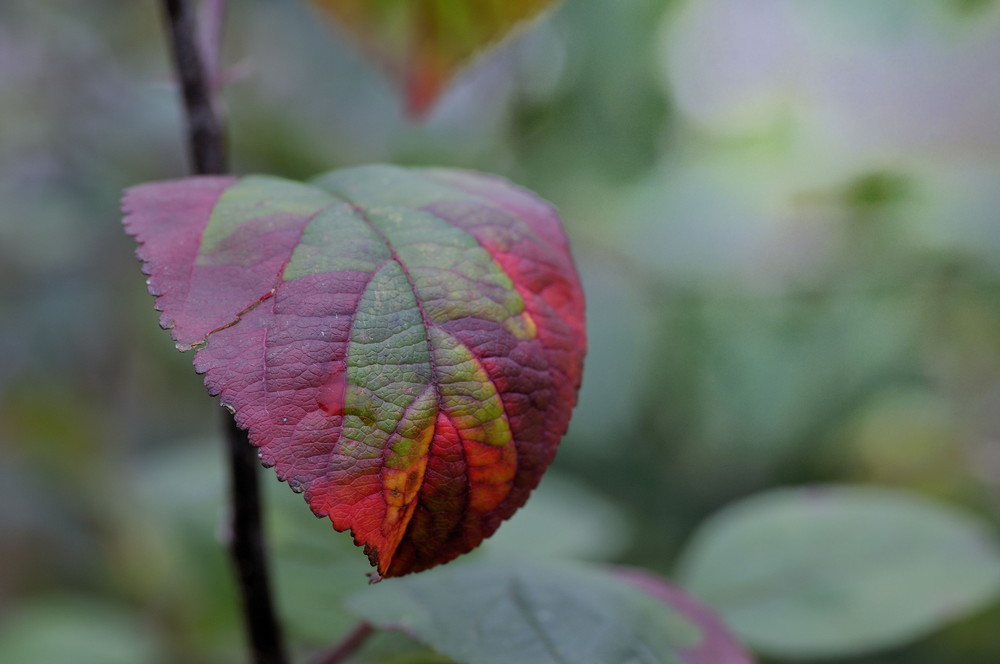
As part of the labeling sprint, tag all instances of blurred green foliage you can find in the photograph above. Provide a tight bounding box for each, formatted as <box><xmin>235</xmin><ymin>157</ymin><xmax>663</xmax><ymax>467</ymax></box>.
<box><xmin>677</xmin><ymin>486</ymin><xmax>1000</xmax><ymax>659</ymax></box>
<box><xmin>3</xmin><ymin>0</ymin><xmax>1000</xmax><ymax>662</ymax></box>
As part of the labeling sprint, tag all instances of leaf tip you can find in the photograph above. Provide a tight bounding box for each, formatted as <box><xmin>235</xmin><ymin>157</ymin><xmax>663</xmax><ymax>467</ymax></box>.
<box><xmin>403</xmin><ymin>68</ymin><xmax>445</xmax><ymax>119</ymax></box>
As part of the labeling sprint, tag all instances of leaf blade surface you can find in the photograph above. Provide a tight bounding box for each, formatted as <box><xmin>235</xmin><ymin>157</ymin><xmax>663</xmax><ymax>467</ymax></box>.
<box><xmin>123</xmin><ymin>165</ymin><xmax>585</xmax><ymax>578</ymax></box>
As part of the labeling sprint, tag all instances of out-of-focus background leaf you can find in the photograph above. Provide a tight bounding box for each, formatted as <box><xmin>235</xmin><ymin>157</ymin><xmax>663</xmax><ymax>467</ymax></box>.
<box><xmin>3</xmin><ymin>0</ymin><xmax>1000</xmax><ymax>662</ymax></box>
<box><xmin>307</xmin><ymin>0</ymin><xmax>559</xmax><ymax>115</ymax></box>
<box><xmin>676</xmin><ymin>486</ymin><xmax>1000</xmax><ymax>659</ymax></box>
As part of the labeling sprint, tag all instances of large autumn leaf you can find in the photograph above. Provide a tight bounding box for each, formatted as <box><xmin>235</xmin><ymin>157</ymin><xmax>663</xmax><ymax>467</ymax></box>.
<box><xmin>310</xmin><ymin>0</ymin><xmax>557</xmax><ymax>115</ymax></box>
<box><xmin>122</xmin><ymin>165</ymin><xmax>586</xmax><ymax>578</ymax></box>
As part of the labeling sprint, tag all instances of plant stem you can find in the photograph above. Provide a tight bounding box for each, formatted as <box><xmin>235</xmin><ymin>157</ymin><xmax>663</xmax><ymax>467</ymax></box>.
<box><xmin>161</xmin><ymin>0</ymin><xmax>227</xmax><ymax>175</ymax></box>
<box><xmin>159</xmin><ymin>2</ymin><xmax>288</xmax><ymax>663</ymax></box>
<box><xmin>225</xmin><ymin>416</ymin><xmax>289</xmax><ymax>664</ymax></box>
<box><xmin>313</xmin><ymin>622</ymin><xmax>375</xmax><ymax>664</ymax></box>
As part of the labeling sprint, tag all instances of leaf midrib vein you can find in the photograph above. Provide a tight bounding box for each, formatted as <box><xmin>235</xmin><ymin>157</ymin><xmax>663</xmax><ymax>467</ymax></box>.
<box><xmin>330</xmin><ymin>194</ymin><xmax>449</xmax><ymax>572</ymax></box>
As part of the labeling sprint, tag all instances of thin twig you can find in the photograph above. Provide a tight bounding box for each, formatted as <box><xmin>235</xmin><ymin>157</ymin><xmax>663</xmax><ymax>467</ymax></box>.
<box><xmin>313</xmin><ymin>622</ymin><xmax>376</xmax><ymax>664</ymax></box>
<box><xmin>158</xmin><ymin>2</ymin><xmax>288</xmax><ymax>663</ymax></box>
<box><xmin>225</xmin><ymin>416</ymin><xmax>290</xmax><ymax>664</ymax></box>
<box><xmin>161</xmin><ymin>0</ymin><xmax>227</xmax><ymax>175</ymax></box>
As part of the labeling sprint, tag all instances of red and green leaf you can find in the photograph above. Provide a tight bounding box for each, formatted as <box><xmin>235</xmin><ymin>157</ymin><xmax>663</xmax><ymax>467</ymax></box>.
<box><xmin>310</xmin><ymin>0</ymin><xmax>558</xmax><ymax>115</ymax></box>
<box><xmin>122</xmin><ymin>165</ymin><xmax>585</xmax><ymax>578</ymax></box>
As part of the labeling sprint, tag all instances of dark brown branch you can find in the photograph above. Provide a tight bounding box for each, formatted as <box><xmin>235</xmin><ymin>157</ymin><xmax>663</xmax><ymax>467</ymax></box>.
<box><xmin>313</xmin><ymin>622</ymin><xmax>376</xmax><ymax>664</ymax></box>
<box><xmin>159</xmin><ymin>2</ymin><xmax>287</xmax><ymax>663</ymax></box>
<box><xmin>161</xmin><ymin>0</ymin><xmax>227</xmax><ymax>175</ymax></box>
<box><xmin>225</xmin><ymin>416</ymin><xmax>289</xmax><ymax>664</ymax></box>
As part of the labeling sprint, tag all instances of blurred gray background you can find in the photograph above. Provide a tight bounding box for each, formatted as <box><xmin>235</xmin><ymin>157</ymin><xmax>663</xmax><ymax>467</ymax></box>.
<box><xmin>3</xmin><ymin>1</ymin><xmax>1000</xmax><ymax>662</ymax></box>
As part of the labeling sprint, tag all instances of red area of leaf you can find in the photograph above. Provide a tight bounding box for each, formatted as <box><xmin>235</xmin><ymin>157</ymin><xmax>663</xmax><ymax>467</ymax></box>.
<box><xmin>122</xmin><ymin>166</ymin><xmax>585</xmax><ymax>577</ymax></box>
<box><xmin>403</xmin><ymin>58</ymin><xmax>446</xmax><ymax>118</ymax></box>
